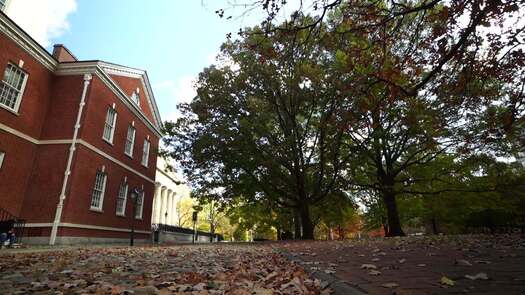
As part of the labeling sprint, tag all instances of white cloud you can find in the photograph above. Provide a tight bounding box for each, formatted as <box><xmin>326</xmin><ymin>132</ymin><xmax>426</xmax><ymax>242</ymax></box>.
<box><xmin>154</xmin><ymin>75</ymin><xmax>198</xmax><ymax>122</ymax></box>
<box><xmin>6</xmin><ymin>0</ymin><xmax>77</xmax><ymax>47</ymax></box>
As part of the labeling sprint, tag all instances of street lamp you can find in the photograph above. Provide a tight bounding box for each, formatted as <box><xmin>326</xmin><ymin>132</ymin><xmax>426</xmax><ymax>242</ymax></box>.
<box><xmin>129</xmin><ymin>187</ymin><xmax>143</xmax><ymax>246</ymax></box>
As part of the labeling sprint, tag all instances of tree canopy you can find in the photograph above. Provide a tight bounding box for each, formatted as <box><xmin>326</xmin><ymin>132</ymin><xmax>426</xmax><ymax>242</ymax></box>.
<box><xmin>164</xmin><ymin>0</ymin><xmax>525</xmax><ymax>239</ymax></box>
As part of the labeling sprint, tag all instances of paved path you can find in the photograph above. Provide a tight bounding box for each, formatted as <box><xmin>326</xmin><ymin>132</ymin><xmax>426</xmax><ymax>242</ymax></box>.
<box><xmin>0</xmin><ymin>244</ymin><xmax>325</xmax><ymax>294</ymax></box>
<box><xmin>276</xmin><ymin>235</ymin><xmax>525</xmax><ymax>294</ymax></box>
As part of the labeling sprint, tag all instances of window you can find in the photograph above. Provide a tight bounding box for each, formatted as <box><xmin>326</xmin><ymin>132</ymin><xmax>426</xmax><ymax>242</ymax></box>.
<box><xmin>102</xmin><ymin>106</ymin><xmax>117</xmax><ymax>143</ymax></box>
<box><xmin>130</xmin><ymin>91</ymin><xmax>140</xmax><ymax>106</ymax></box>
<box><xmin>124</xmin><ymin>125</ymin><xmax>136</xmax><ymax>157</ymax></box>
<box><xmin>0</xmin><ymin>151</ymin><xmax>4</xmax><ymax>169</ymax></box>
<box><xmin>116</xmin><ymin>181</ymin><xmax>128</xmax><ymax>216</ymax></box>
<box><xmin>0</xmin><ymin>0</ymin><xmax>7</xmax><ymax>11</ymax></box>
<box><xmin>141</xmin><ymin>139</ymin><xmax>150</xmax><ymax>167</ymax></box>
<box><xmin>135</xmin><ymin>191</ymin><xmax>144</xmax><ymax>219</ymax></box>
<box><xmin>90</xmin><ymin>171</ymin><xmax>107</xmax><ymax>210</ymax></box>
<box><xmin>0</xmin><ymin>63</ymin><xmax>28</xmax><ymax>112</ymax></box>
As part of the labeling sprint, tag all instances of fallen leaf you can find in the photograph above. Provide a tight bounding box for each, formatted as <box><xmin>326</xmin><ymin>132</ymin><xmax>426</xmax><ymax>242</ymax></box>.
<box><xmin>360</xmin><ymin>264</ymin><xmax>377</xmax><ymax>270</ymax></box>
<box><xmin>368</xmin><ymin>270</ymin><xmax>381</xmax><ymax>276</ymax></box>
<box><xmin>465</xmin><ymin>273</ymin><xmax>489</xmax><ymax>280</ymax></box>
<box><xmin>455</xmin><ymin>259</ymin><xmax>472</xmax><ymax>266</ymax></box>
<box><xmin>440</xmin><ymin>276</ymin><xmax>455</xmax><ymax>286</ymax></box>
<box><xmin>398</xmin><ymin>258</ymin><xmax>406</xmax><ymax>264</ymax></box>
<box><xmin>381</xmin><ymin>282</ymin><xmax>399</xmax><ymax>288</ymax></box>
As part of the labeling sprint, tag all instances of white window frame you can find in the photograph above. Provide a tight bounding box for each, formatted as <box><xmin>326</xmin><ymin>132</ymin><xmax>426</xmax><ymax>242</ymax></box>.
<box><xmin>130</xmin><ymin>91</ymin><xmax>140</xmax><ymax>107</ymax></box>
<box><xmin>116</xmin><ymin>181</ymin><xmax>128</xmax><ymax>216</ymax></box>
<box><xmin>0</xmin><ymin>63</ymin><xmax>28</xmax><ymax>113</ymax></box>
<box><xmin>135</xmin><ymin>191</ymin><xmax>144</xmax><ymax>219</ymax></box>
<box><xmin>124</xmin><ymin>125</ymin><xmax>136</xmax><ymax>157</ymax></box>
<box><xmin>102</xmin><ymin>106</ymin><xmax>117</xmax><ymax>144</ymax></box>
<box><xmin>141</xmin><ymin>139</ymin><xmax>150</xmax><ymax>167</ymax></box>
<box><xmin>90</xmin><ymin>171</ymin><xmax>107</xmax><ymax>211</ymax></box>
<box><xmin>0</xmin><ymin>151</ymin><xmax>5</xmax><ymax>169</ymax></box>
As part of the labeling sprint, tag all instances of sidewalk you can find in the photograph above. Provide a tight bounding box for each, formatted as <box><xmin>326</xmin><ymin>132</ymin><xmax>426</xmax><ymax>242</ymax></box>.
<box><xmin>276</xmin><ymin>235</ymin><xmax>525</xmax><ymax>294</ymax></box>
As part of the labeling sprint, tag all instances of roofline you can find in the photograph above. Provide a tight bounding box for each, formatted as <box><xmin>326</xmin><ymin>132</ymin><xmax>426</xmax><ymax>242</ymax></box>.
<box><xmin>53</xmin><ymin>44</ymin><xmax>78</xmax><ymax>61</ymax></box>
<box><xmin>0</xmin><ymin>11</ymin><xmax>57</xmax><ymax>70</ymax></box>
<box><xmin>55</xmin><ymin>62</ymin><xmax>163</xmax><ymax>138</ymax></box>
<box><xmin>0</xmin><ymin>11</ymin><xmax>163</xmax><ymax>131</ymax></box>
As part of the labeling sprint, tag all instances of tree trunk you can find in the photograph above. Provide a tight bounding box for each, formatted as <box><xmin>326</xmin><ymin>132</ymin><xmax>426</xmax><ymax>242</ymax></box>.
<box><xmin>299</xmin><ymin>203</ymin><xmax>314</xmax><ymax>239</ymax></box>
<box><xmin>431</xmin><ymin>217</ymin><xmax>439</xmax><ymax>235</ymax></box>
<box><xmin>383</xmin><ymin>190</ymin><xmax>405</xmax><ymax>237</ymax></box>
<box><xmin>294</xmin><ymin>210</ymin><xmax>302</xmax><ymax>239</ymax></box>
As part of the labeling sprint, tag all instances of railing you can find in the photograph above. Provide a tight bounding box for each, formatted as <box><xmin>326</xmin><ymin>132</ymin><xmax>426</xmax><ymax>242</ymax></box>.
<box><xmin>152</xmin><ymin>223</ymin><xmax>223</xmax><ymax>241</ymax></box>
<box><xmin>0</xmin><ymin>207</ymin><xmax>26</xmax><ymax>244</ymax></box>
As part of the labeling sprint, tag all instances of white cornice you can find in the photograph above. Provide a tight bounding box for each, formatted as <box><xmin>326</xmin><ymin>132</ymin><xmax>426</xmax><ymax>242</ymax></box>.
<box><xmin>0</xmin><ymin>12</ymin><xmax>57</xmax><ymax>71</ymax></box>
<box><xmin>99</xmin><ymin>62</ymin><xmax>163</xmax><ymax>129</ymax></box>
<box><xmin>55</xmin><ymin>62</ymin><xmax>163</xmax><ymax>138</ymax></box>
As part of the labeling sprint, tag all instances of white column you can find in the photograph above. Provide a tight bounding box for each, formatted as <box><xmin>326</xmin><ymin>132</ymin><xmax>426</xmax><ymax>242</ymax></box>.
<box><xmin>160</xmin><ymin>186</ymin><xmax>167</xmax><ymax>224</ymax></box>
<box><xmin>152</xmin><ymin>182</ymin><xmax>161</xmax><ymax>224</ymax></box>
<box><xmin>166</xmin><ymin>189</ymin><xmax>173</xmax><ymax>225</ymax></box>
<box><xmin>170</xmin><ymin>192</ymin><xmax>177</xmax><ymax>226</ymax></box>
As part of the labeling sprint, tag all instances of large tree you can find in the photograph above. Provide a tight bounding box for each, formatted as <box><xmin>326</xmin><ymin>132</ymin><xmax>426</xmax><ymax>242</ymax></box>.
<box><xmin>321</xmin><ymin>0</ymin><xmax>524</xmax><ymax>236</ymax></box>
<box><xmin>163</xmin><ymin>20</ymin><xmax>353</xmax><ymax>239</ymax></box>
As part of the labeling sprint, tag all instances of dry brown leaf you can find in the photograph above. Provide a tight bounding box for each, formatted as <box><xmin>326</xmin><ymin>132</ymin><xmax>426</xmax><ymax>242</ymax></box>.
<box><xmin>381</xmin><ymin>282</ymin><xmax>399</xmax><ymax>288</ymax></box>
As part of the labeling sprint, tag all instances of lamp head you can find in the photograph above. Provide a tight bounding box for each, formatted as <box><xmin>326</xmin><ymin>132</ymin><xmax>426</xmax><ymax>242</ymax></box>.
<box><xmin>130</xmin><ymin>187</ymin><xmax>142</xmax><ymax>200</ymax></box>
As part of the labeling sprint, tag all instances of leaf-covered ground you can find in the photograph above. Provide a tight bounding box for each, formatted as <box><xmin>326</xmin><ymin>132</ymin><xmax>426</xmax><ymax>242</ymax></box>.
<box><xmin>278</xmin><ymin>234</ymin><xmax>525</xmax><ymax>294</ymax></box>
<box><xmin>0</xmin><ymin>244</ymin><xmax>325</xmax><ymax>294</ymax></box>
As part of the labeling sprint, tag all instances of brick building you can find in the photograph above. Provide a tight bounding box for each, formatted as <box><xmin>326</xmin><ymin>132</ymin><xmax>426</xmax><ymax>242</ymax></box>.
<box><xmin>0</xmin><ymin>11</ymin><xmax>163</xmax><ymax>244</ymax></box>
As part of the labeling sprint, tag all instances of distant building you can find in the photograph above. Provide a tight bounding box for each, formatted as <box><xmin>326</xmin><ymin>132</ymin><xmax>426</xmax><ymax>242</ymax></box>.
<box><xmin>0</xmin><ymin>11</ymin><xmax>163</xmax><ymax>244</ymax></box>
<box><xmin>152</xmin><ymin>157</ymin><xmax>192</xmax><ymax>226</ymax></box>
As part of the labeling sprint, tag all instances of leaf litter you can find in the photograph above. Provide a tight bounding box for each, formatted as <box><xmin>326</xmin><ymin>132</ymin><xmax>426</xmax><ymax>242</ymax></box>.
<box><xmin>0</xmin><ymin>244</ymin><xmax>325</xmax><ymax>294</ymax></box>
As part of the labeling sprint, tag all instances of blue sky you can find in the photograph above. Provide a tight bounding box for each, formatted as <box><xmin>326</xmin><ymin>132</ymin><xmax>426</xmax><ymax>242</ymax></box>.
<box><xmin>8</xmin><ymin>0</ymin><xmax>266</xmax><ymax>121</ymax></box>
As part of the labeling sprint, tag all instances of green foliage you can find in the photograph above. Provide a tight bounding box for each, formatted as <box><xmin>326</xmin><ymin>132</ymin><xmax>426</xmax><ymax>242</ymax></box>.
<box><xmin>163</xmin><ymin>0</ymin><xmax>525</xmax><ymax>238</ymax></box>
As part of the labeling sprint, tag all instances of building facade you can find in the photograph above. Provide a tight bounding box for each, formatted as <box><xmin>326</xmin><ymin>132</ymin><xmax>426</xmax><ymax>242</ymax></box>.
<box><xmin>0</xmin><ymin>11</ymin><xmax>163</xmax><ymax>244</ymax></box>
<box><xmin>152</xmin><ymin>157</ymin><xmax>192</xmax><ymax>227</ymax></box>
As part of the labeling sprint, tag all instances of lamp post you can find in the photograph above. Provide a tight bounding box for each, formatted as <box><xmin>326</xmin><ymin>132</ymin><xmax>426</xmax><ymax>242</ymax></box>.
<box><xmin>192</xmin><ymin>211</ymin><xmax>198</xmax><ymax>244</ymax></box>
<box><xmin>129</xmin><ymin>187</ymin><xmax>142</xmax><ymax>246</ymax></box>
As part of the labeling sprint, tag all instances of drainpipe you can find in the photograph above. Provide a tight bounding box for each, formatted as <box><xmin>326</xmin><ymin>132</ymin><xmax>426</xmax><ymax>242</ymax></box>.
<box><xmin>49</xmin><ymin>73</ymin><xmax>92</xmax><ymax>245</ymax></box>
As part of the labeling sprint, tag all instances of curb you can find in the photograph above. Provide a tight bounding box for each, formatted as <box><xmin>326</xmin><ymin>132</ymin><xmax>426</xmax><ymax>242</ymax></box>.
<box><xmin>278</xmin><ymin>249</ymin><xmax>367</xmax><ymax>295</ymax></box>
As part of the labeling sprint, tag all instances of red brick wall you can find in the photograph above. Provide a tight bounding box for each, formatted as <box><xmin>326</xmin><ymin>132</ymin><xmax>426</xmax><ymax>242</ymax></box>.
<box><xmin>63</xmin><ymin>145</ymin><xmax>154</xmax><ymax>233</ymax></box>
<box><xmin>39</xmin><ymin>75</ymin><xmax>84</xmax><ymax>139</ymax></box>
<box><xmin>1</xmin><ymin>24</ymin><xmax>160</xmax><ymax>242</ymax></box>
<box><xmin>109</xmin><ymin>74</ymin><xmax>156</xmax><ymax>124</ymax></box>
<box><xmin>0</xmin><ymin>33</ymin><xmax>53</xmax><ymax>139</ymax></box>
<box><xmin>19</xmin><ymin>144</ymin><xmax>69</xmax><ymax>222</ymax></box>
<box><xmin>0</xmin><ymin>132</ymin><xmax>36</xmax><ymax>216</ymax></box>
<box><xmin>79</xmin><ymin>77</ymin><xmax>159</xmax><ymax>180</ymax></box>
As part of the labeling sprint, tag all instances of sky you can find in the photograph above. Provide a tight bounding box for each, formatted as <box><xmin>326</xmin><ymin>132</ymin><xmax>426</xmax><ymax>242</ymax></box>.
<box><xmin>6</xmin><ymin>0</ymin><xmax>270</xmax><ymax>122</ymax></box>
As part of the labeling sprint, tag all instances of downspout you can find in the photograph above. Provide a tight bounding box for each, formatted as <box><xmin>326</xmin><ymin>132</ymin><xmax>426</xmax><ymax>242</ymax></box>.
<box><xmin>49</xmin><ymin>73</ymin><xmax>92</xmax><ymax>245</ymax></box>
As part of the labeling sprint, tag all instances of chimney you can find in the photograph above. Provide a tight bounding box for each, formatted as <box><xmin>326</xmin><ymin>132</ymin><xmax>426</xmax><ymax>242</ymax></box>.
<box><xmin>52</xmin><ymin>44</ymin><xmax>77</xmax><ymax>62</ymax></box>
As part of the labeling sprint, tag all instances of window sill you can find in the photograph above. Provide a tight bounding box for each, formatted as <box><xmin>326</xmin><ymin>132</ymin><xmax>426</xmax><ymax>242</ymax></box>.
<box><xmin>0</xmin><ymin>104</ymin><xmax>20</xmax><ymax>116</ymax></box>
<box><xmin>124</xmin><ymin>152</ymin><xmax>133</xmax><ymax>159</ymax></box>
<box><xmin>135</xmin><ymin>217</ymin><xmax>143</xmax><ymax>220</ymax></box>
<box><xmin>116</xmin><ymin>213</ymin><xmax>126</xmax><ymax>217</ymax></box>
<box><xmin>102</xmin><ymin>138</ymin><xmax>114</xmax><ymax>146</ymax></box>
<box><xmin>89</xmin><ymin>207</ymin><xmax>104</xmax><ymax>213</ymax></box>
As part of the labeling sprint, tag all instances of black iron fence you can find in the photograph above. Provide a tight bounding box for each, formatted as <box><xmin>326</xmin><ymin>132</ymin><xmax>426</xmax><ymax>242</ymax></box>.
<box><xmin>0</xmin><ymin>207</ymin><xmax>26</xmax><ymax>244</ymax></box>
<box><xmin>152</xmin><ymin>223</ymin><xmax>223</xmax><ymax>242</ymax></box>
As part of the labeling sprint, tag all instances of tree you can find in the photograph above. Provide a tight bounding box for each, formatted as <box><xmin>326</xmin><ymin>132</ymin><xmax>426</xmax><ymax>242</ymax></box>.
<box><xmin>163</xmin><ymin>19</ymin><xmax>354</xmax><ymax>239</ymax></box>
<box><xmin>175</xmin><ymin>196</ymin><xmax>195</xmax><ymax>228</ymax></box>
<box><xmin>318</xmin><ymin>0</ymin><xmax>525</xmax><ymax>236</ymax></box>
